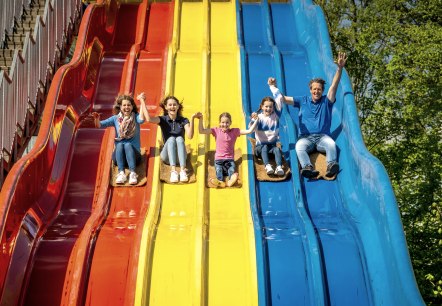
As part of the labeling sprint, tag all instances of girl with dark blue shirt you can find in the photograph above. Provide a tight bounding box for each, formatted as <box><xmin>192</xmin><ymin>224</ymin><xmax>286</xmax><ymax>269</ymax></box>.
<box><xmin>137</xmin><ymin>93</ymin><xmax>197</xmax><ymax>183</ymax></box>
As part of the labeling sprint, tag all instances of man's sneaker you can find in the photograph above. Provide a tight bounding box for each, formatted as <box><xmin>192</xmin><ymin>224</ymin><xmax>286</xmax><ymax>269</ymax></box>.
<box><xmin>116</xmin><ymin>171</ymin><xmax>127</xmax><ymax>184</ymax></box>
<box><xmin>265</xmin><ymin>164</ymin><xmax>274</xmax><ymax>175</ymax></box>
<box><xmin>210</xmin><ymin>178</ymin><xmax>226</xmax><ymax>188</ymax></box>
<box><xmin>275</xmin><ymin>165</ymin><xmax>284</xmax><ymax>176</ymax></box>
<box><xmin>300</xmin><ymin>165</ymin><xmax>319</xmax><ymax>178</ymax></box>
<box><xmin>179</xmin><ymin>169</ymin><xmax>189</xmax><ymax>182</ymax></box>
<box><xmin>170</xmin><ymin>170</ymin><xmax>179</xmax><ymax>183</ymax></box>
<box><xmin>326</xmin><ymin>162</ymin><xmax>339</xmax><ymax>178</ymax></box>
<box><xmin>129</xmin><ymin>172</ymin><xmax>138</xmax><ymax>185</ymax></box>
<box><xmin>226</xmin><ymin>173</ymin><xmax>238</xmax><ymax>187</ymax></box>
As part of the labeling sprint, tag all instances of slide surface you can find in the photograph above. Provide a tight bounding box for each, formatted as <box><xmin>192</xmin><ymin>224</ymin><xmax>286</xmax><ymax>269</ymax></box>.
<box><xmin>135</xmin><ymin>1</ymin><xmax>257</xmax><ymax>305</ymax></box>
<box><xmin>239</xmin><ymin>1</ymin><xmax>424</xmax><ymax>306</ymax></box>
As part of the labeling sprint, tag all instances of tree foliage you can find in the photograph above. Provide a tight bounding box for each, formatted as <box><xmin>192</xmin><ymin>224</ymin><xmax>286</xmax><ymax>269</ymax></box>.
<box><xmin>314</xmin><ymin>0</ymin><xmax>442</xmax><ymax>304</ymax></box>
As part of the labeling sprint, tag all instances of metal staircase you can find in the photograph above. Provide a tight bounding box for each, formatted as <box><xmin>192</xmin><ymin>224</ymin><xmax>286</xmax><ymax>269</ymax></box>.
<box><xmin>1</xmin><ymin>0</ymin><xmax>46</xmax><ymax>73</ymax></box>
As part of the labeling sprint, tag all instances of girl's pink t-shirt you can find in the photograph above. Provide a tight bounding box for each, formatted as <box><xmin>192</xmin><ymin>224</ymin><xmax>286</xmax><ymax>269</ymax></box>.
<box><xmin>211</xmin><ymin>127</ymin><xmax>241</xmax><ymax>160</ymax></box>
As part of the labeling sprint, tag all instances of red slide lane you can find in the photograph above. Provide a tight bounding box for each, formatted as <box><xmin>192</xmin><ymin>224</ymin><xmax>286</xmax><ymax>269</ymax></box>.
<box><xmin>83</xmin><ymin>2</ymin><xmax>174</xmax><ymax>306</ymax></box>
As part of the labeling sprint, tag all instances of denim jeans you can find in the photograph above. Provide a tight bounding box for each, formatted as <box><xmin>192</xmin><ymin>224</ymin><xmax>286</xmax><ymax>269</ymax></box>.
<box><xmin>214</xmin><ymin>159</ymin><xmax>235</xmax><ymax>181</ymax></box>
<box><xmin>160</xmin><ymin>136</ymin><xmax>187</xmax><ymax>168</ymax></box>
<box><xmin>255</xmin><ymin>143</ymin><xmax>282</xmax><ymax>166</ymax></box>
<box><xmin>295</xmin><ymin>134</ymin><xmax>337</xmax><ymax>168</ymax></box>
<box><xmin>113</xmin><ymin>142</ymin><xmax>141</xmax><ymax>172</ymax></box>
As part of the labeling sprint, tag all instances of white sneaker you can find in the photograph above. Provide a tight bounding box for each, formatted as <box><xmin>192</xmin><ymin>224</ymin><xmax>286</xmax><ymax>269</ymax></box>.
<box><xmin>129</xmin><ymin>172</ymin><xmax>138</xmax><ymax>185</ymax></box>
<box><xmin>275</xmin><ymin>165</ymin><xmax>284</xmax><ymax>176</ymax></box>
<box><xmin>265</xmin><ymin>164</ymin><xmax>274</xmax><ymax>175</ymax></box>
<box><xmin>170</xmin><ymin>170</ymin><xmax>179</xmax><ymax>183</ymax></box>
<box><xmin>179</xmin><ymin>170</ymin><xmax>188</xmax><ymax>182</ymax></box>
<box><xmin>116</xmin><ymin>171</ymin><xmax>127</xmax><ymax>184</ymax></box>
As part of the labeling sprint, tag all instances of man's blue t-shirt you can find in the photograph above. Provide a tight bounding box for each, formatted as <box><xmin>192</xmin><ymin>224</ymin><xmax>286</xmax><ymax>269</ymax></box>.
<box><xmin>293</xmin><ymin>95</ymin><xmax>334</xmax><ymax>136</ymax></box>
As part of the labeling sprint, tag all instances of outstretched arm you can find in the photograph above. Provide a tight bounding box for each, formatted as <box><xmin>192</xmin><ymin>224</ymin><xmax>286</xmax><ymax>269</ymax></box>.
<box><xmin>240</xmin><ymin>117</ymin><xmax>259</xmax><ymax>135</ymax></box>
<box><xmin>327</xmin><ymin>52</ymin><xmax>347</xmax><ymax>103</ymax></box>
<box><xmin>92</xmin><ymin>112</ymin><xmax>101</xmax><ymax>128</ymax></box>
<box><xmin>136</xmin><ymin>92</ymin><xmax>160</xmax><ymax>124</ymax></box>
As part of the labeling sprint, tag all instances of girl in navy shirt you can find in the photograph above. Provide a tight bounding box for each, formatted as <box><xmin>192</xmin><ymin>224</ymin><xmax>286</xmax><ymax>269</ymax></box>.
<box><xmin>137</xmin><ymin>93</ymin><xmax>197</xmax><ymax>183</ymax></box>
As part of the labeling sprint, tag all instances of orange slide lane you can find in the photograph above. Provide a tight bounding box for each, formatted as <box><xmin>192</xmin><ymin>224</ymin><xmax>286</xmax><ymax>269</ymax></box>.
<box><xmin>0</xmin><ymin>2</ymin><xmax>120</xmax><ymax>305</ymax></box>
<box><xmin>81</xmin><ymin>2</ymin><xmax>174</xmax><ymax>305</ymax></box>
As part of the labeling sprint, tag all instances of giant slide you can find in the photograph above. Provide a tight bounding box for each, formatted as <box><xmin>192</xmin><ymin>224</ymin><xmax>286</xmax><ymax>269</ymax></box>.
<box><xmin>0</xmin><ymin>0</ymin><xmax>424</xmax><ymax>306</ymax></box>
<box><xmin>238</xmin><ymin>0</ymin><xmax>424</xmax><ymax>306</ymax></box>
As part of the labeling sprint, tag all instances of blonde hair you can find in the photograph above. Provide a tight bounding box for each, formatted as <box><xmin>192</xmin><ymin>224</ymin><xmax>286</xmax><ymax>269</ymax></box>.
<box><xmin>219</xmin><ymin>112</ymin><xmax>232</xmax><ymax>123</ymax></box>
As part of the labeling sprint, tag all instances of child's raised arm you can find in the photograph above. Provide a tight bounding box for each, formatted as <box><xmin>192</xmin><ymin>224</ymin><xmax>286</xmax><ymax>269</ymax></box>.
<box><xmin>137</xmin><ymin>93</ymin><xmax>148</xmax><ymax>121</ymax></box>
<box><xmin>184</xmin><ymin>113</ymin><xmax>198</xmax><ymax>139</ymax></box>
<box><xmin>195</xmin><ymin>112</ymin><xmax>211</xmax><ymax>135</ymax></box>
<box><xmin>240</xmin><ymin>117</ymin><xmax>259</xmax><ymax>135</ymax></box>
<box><xmin>268</xmin><ymin>77</ymin><xmax>295</xmax><ymax>106</ymax></box>
<box><xmin>137</xmin><ymin>92</ymin><xmax>160</xmax><ymax>124</ymax></box>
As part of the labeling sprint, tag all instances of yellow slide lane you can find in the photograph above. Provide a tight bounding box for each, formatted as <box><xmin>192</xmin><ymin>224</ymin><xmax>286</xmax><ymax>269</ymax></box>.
<box><xmin>206</xmin><ymin>1</ymin><xmax>258</xmax><ymax>305</ymax></box>
<box><xmin>136</xmin><ymin>1</ymin><xmax>208</xmax><ymax>305</ymax></box>
<box><xmin>135</xmin><ymin>1</ymin><xmax>257</xmax><ymax>305</ymax></box>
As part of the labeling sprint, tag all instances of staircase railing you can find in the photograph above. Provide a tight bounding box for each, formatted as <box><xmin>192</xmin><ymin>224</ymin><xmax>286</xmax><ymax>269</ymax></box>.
<box><xmin>0</xmin><ymin>0</ymin><xmax>81</xmax><ymax>188</ymax></box>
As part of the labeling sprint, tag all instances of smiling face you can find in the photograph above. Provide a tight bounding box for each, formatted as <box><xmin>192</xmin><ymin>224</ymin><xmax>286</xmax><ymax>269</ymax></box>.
<box><xmin>219</xmin><ymin>115</ymin><xmax>232</xmax><ymax>131</ymax></box>
<box><xmin>261</xmin><ymin>100</ymin><xmax>275</xmax><ymax>116</ymax></box>
<box><xmin>121</xmin><ymin>99</ymin><xmax>134</xmax><ymax>117</ymax></box>
<box><xmin>165</xmin><ymin>98</ymin><xmax>180</xmax><ymax>118</ymax></box>
<box><xmin>310</xmin><ymin>82</ymin><xmax>324</xmax><ymax>102</ymax></box>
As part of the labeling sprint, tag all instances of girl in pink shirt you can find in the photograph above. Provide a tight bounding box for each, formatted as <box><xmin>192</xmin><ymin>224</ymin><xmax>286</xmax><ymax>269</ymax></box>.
<box><xmin>196</xmin><ymin>112</ymin><xmax>258</xmax><ymax>187</ymax></box>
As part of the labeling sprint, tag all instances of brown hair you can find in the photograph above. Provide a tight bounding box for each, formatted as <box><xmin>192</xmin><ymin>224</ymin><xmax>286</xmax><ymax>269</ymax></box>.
<box><xmin>308</xmin><ymin>78</ymin><xmax>326</xmax><ymax>90</ymax></box>
<box><xmin>160</xmin><ymin>95</ymin><xmax>184</xmax><ymax>116</ymax></box>
<box><xmin>256</xmin><ymin>96</ymin><xmax>276</xmax><ymax>113</ymax></box>
<box><xmin>113</xmin><ymin>94</ymin><xmax>138</xmax><ymax>115</ymax></box>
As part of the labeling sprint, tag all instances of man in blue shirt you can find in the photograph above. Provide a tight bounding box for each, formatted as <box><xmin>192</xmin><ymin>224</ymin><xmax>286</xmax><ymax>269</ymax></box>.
<box><xmin>268</xmin><ymin>52</ymin><xmax>347</xmax><ymax>178</ymax></box>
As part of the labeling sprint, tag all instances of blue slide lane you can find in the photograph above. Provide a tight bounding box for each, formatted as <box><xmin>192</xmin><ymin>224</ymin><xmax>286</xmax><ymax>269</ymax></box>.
<box><xmin>237</xmin><ymin>1</ymin><xmax>326</xmax><ymax>305</ymax></box>
<box><xmin>238</xmin><ymin>0</ymin><xmax>425</xmax><ymax>305</ymax></box>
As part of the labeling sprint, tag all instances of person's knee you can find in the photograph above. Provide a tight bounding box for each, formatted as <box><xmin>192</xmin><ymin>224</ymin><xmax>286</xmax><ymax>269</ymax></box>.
<box><xmin>115</xmin><ymin>142</ymin><xmax>124</xmax><ymax>150</ymax></box>
<box><xmin>323</xmin><ymin>137</ymin><xmax>336</xmax><ymax>150</ymax></box>
<box><xmin>176</xmin><ymin>136</ymin><xmax>185</xmax><ymax>143</ymax></box>
<box><xmin>123</xmin><ymin>142</ymin><xmax>134</xmax><ymax>151</ymax></box>
<box><xmin>166</xmin><ymin>137</ymin><xmax>177</xmax><ymax>146</ymax></box>
<box><xmin>295</xmin><ymin>140</ymin><xmax>306</xmax><ymax>151</ymax></box>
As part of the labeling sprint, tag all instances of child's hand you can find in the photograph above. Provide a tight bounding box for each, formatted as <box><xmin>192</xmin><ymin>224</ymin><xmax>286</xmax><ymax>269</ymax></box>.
<box><xmin>193</xmin><ymin>112</ymin><xmax>203</xmax><ymax>119</ymax></box>
<box><xmin>137</xmin><ymin>92</ymin><xmax>146</xmax><ymax>101</ymax></box>
<box><xmin>91</xmin><ymin>112</ymin><xmax>100</xmax><ymax>119</ymax></box>
<box><xmin>268</xmin><ymin>77</ymin><xmax>276</xmax><ymax>86</ymax></box>
<box><xmin>251</xmin><ymin>112</ymin><xmax>258</xmax><ymax>120</ymax></box>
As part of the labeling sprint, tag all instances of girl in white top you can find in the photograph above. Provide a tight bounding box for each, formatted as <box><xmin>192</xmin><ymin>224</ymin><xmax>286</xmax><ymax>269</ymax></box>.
<box><xmin>249</xmin><ymin>93</ymin><xmax>285</xmax><ymax>176</ymax></box>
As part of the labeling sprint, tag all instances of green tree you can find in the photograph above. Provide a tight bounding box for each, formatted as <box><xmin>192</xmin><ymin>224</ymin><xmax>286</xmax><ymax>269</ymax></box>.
<box><xmin>314</xmin><ymin>0</ymin><xmax>442</xmax><ymax>304</ymax></box>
